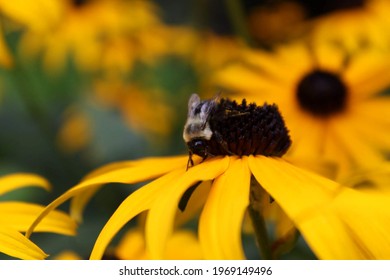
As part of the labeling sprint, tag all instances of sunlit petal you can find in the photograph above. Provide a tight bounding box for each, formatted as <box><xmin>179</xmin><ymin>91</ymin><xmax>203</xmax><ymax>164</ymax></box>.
<box><xmin>214</xmin><ymin>64</ymin><xmax>281</xmax><ymax>93</ymax></box>
<box><xmin>0</xmin><ymin>202</ymin><xmax>76</xmax><ymax>235</ymax></box>
<box><xmin>90</xmin><ymin>170</ymin><xmax>182</xmax><ymax>260</ymax></box>
<box><xmin>174</xmin><ymin>181</ymin><xmax>211</xmax><ymax>227</ymax></box>
<box><xmin>199</xmin><ymin>157</ymin><xmax>250</xmax><ymax>259</ymax></box>
<box><xmin>331</xmin><ymin>120</ymin><xmax>385</xmax><ymax>169</ymax></box>
<box><xmin>70</xmin><ymin>156</ymin><xmax>188</xmax><ymax>221</ymax></box>
<box><xmin>26</xmin><ymin>156</ymin><xmax>188</xmax><ymax>237</ymax></box>
<box><xmin>0</xmin><ymin>229</ymin><xmax>47</xmax><ymax>260</ymax></box>
<box><xmin>298</xmin><ymin>209</ymin><xmax>370</xmax><ymax>259</ymax></box>
<box><xmin>0</xmin><ymin>173</ymin><xmax>50</xmax><ymax>196</ymax></box>
<box><xmin>146</xmin><ymin>157</ymin><xmax>230</xmax><ymax>259</ymax></box>
<box><xmin>249</xmin><ymin>155</ymin><xmax>390</xmax><ymax>259</ymax></box>
<box><xmin>249</xmin><ymin>156</ymin><xmax>340</xmax><ymax>222</ymax></box>
<box><xmin>333</xmin><ymin>189</ymin><xmax>390</xmax><ymax>259</ymax></box>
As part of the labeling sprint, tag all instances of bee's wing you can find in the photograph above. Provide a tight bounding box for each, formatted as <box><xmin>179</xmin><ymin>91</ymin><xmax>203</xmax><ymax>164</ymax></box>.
<box><xmin>199</xmin><ymin>97</ymin><xmax>219</xmax><ymax>129</ymax></box>
<box><xmin>188</xmin><ymin>93</ymin><xmax>200</xmax><ymax>117</ymax></box>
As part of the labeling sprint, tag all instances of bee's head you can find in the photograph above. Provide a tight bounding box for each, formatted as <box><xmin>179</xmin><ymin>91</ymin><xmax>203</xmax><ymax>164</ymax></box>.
<box><xmin>187</xmin><ymin>138</ymin><xmax>209</xmax><ymax>159</ymax></box>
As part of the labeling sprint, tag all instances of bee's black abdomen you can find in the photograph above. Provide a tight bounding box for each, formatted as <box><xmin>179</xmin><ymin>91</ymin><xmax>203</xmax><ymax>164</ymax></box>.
<box><xmin>208</xmin><ymin>99</ymin><xmax>291</xmax><ymax>157</ymax></box>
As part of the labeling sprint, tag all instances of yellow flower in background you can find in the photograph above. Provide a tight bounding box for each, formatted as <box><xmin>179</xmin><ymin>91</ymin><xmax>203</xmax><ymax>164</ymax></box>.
<box><xmin>27</xmin><ymin>96</ymin><xmax>390</xmax><ymax>259</ymax></box>
<box><xmin>169</xmin><ymin>28</ymin><xmax>245</xmax><ymax>70</ymax></box>
<box><xmin>54</xmin><ymin>250</ymin><xmax>83</xmax><ymax>260</ymax></box>
<box><xmin>114</xmin><ymin>228</ymin><xmax>202</xmax><ymax>260</ymax></box>
<box><xmin>18</xmin><ymin>0</ymin><xmax>166</xmax><ymax>72</ymax></box>
<box><xmin>54</xmin><ymin>227</ymin><xmax>202</xmax><ymax>260</ymax></box>
<box><xmin>0</xmin><ymin>0</ymin><xmax>61</xmax><ymax>67</ymax></box>
<box><xmin>166</xmin><ymin>27</ymin><xmax>246</xmax><ymax>85</ymax></box>
<box><xmin>94</xmin><ymin>78</ymin><xmax>174</xmax><ymax>137</ymax></box>
<box><xmin>0</xmin><ymin>0</ymin><xmax>62</xmax><ymax>32</ymax></box>
<box><xmin>308</xmin><ymin>0</ymin><xmax>390</xmax><ymax>51</ymax></box>
<box><xmin>57</xmin><ymin>106</ymin><xmax>92</xmax><ymax>153</ymax></box>
<box><xmin>0</xmin><ymin>173</ymin><xmax>77</xmax><ymax>259</ymax></box>
<box><xmin>0</xmin><ymin>30</ymin><xmax>12</xmax><ymax>68</ymax></box>
<box><xmin>215</xmin><ymin>41</ymin><xmax>390</xmax><ymax>179</ymax></box>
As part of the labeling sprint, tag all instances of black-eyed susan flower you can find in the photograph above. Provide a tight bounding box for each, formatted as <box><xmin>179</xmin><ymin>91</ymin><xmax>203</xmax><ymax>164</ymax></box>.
<box><xmin>27</xmin><ymin>95</ymin><xmax>390</xmax><ymax>259</ymax></box>
<box><xmin>215</xmin><ymin>41</ymin><xmax>390</xmax><ymax>179</ymax></box>
<box><xmin>0</xmin><ymin>173</ymin><xmax>77</xmax><ymax>259</ymax></box>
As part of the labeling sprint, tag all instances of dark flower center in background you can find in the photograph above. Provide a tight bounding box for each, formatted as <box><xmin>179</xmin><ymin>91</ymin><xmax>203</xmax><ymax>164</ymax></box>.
<box><xmin>296</xmin><ymin>69</ymin><xmax>348</xmax><ymax>117</ymax></box>
<box><xmin>73</xmin><ymin>0</ymin><xmax>89</xmax><ymax>7</ymax></box>
<box><xmin>208</xmin><ymin>99</ymin><xmax>291</xmax><ymax>157</ymax></box>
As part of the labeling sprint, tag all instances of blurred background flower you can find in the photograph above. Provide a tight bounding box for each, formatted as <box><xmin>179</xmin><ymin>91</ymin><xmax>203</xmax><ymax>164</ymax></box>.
<box><xmin>215</xmin><ymin>40</ymin><xmax>390</xmax><ymax>179</ymax></box>
<box><xmin>0</xmin><ymin>0</ymin><xmax>389</xmax><ymax>259</ymax></box>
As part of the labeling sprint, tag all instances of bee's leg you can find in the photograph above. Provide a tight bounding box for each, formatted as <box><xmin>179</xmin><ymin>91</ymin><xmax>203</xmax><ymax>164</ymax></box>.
<box><xmin>214</xmin><ymin>131</ymin><xmax>233</xmax><ymax>155</ymax></box>
<box><xmin>186</xmin><ymin>151</ymin><xmax>194</xmax><ymax>171</ymax></box>
<box><xmin>200</xmin><ymin>154</ymin><xmax>209</xmax><ymax>164</ymax></box>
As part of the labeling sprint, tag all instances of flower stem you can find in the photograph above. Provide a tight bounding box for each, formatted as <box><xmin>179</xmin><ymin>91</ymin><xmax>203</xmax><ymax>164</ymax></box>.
<box><xmin>225</xmin><ymin>0</ymin><xmax>254</xmax><ymax>46</ymax></box>
<box><xmin>248</xmin><ymin>177</ymin><xmax>273</xmax><ymax>259</ymax></box>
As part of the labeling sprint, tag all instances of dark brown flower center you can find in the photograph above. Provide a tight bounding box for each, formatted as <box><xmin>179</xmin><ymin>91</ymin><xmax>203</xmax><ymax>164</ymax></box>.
<box><xmin>207</xmin><ymin>99</ymin><xmax>291</xmax><ymax>157</ymax></box>
<box><xmin>296</xmin><ymin>69</ymin><xmax>348</xmax><ymax>117</ymax></box>
<box><xmin>73</xmin><ymin>0</ymin><xmax>89</xmax><ymax>7</ymax></box>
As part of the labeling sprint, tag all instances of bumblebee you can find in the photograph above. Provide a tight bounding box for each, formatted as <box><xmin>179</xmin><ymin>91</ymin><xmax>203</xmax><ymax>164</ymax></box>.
<box><xmin>183</xmin><ymin>93</ymin><xmax>292</xmax><ymax>169</ymax></box>
<box><xmin>183</xmin><ymin>93</ymin><xmax>220</xmax><ymax>168</ymax></box>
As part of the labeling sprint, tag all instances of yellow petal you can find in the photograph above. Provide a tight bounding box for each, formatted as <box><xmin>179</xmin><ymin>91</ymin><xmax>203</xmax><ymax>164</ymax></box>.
<box><xmin>69</xmin><ymin>186</ymin><xmax>101</xmax><ymax>223</ymax></box>
<box><xmin>346</xmin><ymin>51</ymin><xmax>390</xmax><ymax>100</ymax></box>
<box><xmin>249</xmin><ymin>156</ymin><xmax>390</xmax><ymax>259</ymax></box>
<box><xmin>331</xmin><ymin>119</ymin><xmax>385</xmax><ymax>169</ymax></box>
<box><xmin>199</xmin><ymin>157</ymin><xmax>250</xmax><ymax>259</ymax></box>
<box><xmin>353</xmin><ymin>97</ymin><xmax>390</xmax><ymax>125</ymax></box>
<box><xmin>0</xmin><ymin>202</ymin><xmax>76</xmax><ymax>235</ymax></box>
<box><xmin>70</xmin><ymin>156</ymin><xmax>187</xmax><ymax>221</ymax></box>
<box><xmin>313</xmin><ymin>43</ymin><xmax>345</xmax><ymax>73</ymax></box>
<box><xmin>0</xmin><ymin>0</ymin><xmax>62</xmax><ymax>31</ymax></box>
<box><xmin>341</xmin><ymin>161</ymin><xmax>390</xmax><ymax>195</ymax></box>
<box><xmin>0</xmin><ymin>228</ymin><xmax>47</xmax><ymax>260</ymax></box>
<box><xmin>0</xmin><ymin>173</ymin><xmax>50</xmax><ymax>196</ymax></box>
<box><xmin>146</xmin><ymin>157</ymin><xmax>230</xmax><ymax>259</ymax></box>
<box><xmin>333</xmin><ymin>189</ymin><xmax>390</xmax><ymax>259</ymax></box>
<box><xmin>214</xmin><ymin>64</ymin><xmax>279</xmax><ymax>93</ymax></box>
<box><xmin>249</xmin><ymin>156</ymin><xmax>340</xmax><ymax>222</ymax></box>
<box><xmin>249</xmin><ymin>156</ymin><xmax>347</xmax><ymax>258</ymax></box>
<box><xmin>26</xmin><ymin>157</ymin><xmax>187</xmax><ymax>237</ymax></box>
<box><xmin>26</xmin><ymin>156</ymin><xmax>187</xmax><ymax>237</ymax></box>
<box><xmin>174</xmin><ymin>181</ymin><xmax>212</xmax><ymax>227</ymax></box>
<box><xmin>341</xmin><ymin>101</ymin><xmax>390</xmax><ymax>150</ymax></box>
<box><xmin>90</xmin><ymin>169</ymin><xmax>182</xmax><ymax>260</ymax></box>
<box><xmin>299</xmin><ymin>187</ymin><xmax>390</xmax><ymax>259</ymax></box>
<box><xmin>298</xmin><ymin>209</ymin><xmax>369</xmax><ymax>259</ymax></box>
